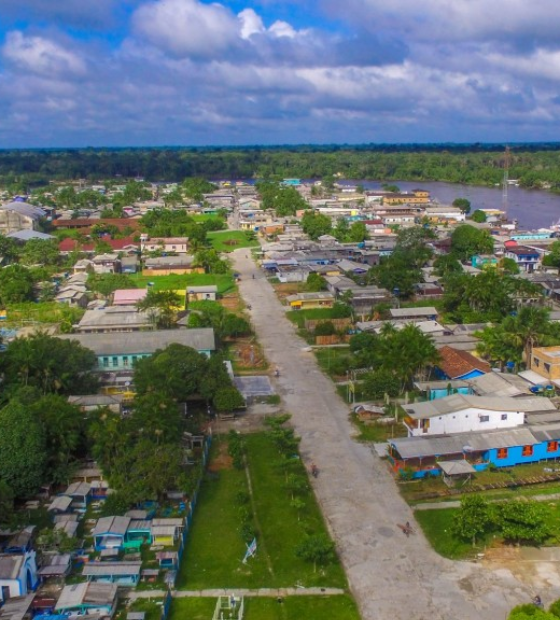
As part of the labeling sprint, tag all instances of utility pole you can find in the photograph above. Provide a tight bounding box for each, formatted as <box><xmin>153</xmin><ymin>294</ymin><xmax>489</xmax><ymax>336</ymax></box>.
<box><xmin>502</xmin><ymin>146</ymin><xmax>510</xmax><ymax>221</ymax></box>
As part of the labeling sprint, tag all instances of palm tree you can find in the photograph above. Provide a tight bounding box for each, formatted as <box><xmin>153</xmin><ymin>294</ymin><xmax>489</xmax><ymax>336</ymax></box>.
<box><xmin>136</xmin><ymin>289</ymin><xmax>182</xmax><ymax>329</ymax></box>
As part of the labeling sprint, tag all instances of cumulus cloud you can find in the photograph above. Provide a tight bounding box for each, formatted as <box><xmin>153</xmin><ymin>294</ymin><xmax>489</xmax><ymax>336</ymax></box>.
<box><xmin>2</xmin><ymin>31</ymin><xmax>86</xmax><ymax>76</ymax></box>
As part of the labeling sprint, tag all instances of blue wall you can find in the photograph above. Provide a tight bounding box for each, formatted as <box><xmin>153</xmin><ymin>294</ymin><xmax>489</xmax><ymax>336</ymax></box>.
<box><xmin>486</xmin><ymin>440</ymin><xmax>560</xmax><ymax>467</ymax></box>
<box><xmin>429</xmin><ymin>387</ymin><xmax>471</xmax><ymax>400</ymax></box>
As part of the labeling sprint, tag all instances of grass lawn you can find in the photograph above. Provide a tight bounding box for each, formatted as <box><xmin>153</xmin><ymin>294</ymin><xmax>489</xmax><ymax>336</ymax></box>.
<box><xmin>208</xmin><ymin>230</ymin><xmax>259</xmax><ymax>253</ymax></box>
<box><xmin>350</xmin><ymin>414</ymin><xmax>408</xmax><ymax>443</ymax></box>
<box><xmin>313</xmin><ymin>347</ymin><xmax>352</xmax><ymax>379</ymax></box>
<box><xmin>286</xmin><ymin>308</ymin><xmax>349</xmax><ymax>328</ymax></box>
<box><xmin>169</xmin><ymin>596</ymin><xmax>360</xmax><ymax>620</ymax></box>
<box><xmin>130</xmin><ymin>273</ymin><xmax>235</xmax><ymax>294</ymax></box>
<box><xmin>179</xmin><ymin>433</ymin><xmax>347</xmax><ymax>589</ymax></box>
<box><xmin>415</xmin><ymin>508</ymin><xmax>484</xmax><ymax>560</ymax></box>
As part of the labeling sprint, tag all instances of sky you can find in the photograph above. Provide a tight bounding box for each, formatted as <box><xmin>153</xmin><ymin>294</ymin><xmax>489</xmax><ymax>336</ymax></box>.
<box><xmin>1</xmin><ymin>0</ymin><xmax>560</xmax><ymax>148</ymax></box>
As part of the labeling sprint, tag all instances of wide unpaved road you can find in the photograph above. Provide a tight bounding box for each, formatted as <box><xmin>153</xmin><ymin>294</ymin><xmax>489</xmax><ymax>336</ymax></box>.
<box><xmin>231</xmin><ymin>250</ymin><xmax>553</xmax><ymax>620</ymax></box>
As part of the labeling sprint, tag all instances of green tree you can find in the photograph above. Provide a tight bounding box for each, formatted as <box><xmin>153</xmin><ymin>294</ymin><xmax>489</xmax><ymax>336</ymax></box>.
<box><xmin>133</xmin><ymin>343</ymin><xmax>208</xmax><ymax>401</ymax></box>
<box><xmin>0</xmin><ymin>480</ymin><xmax>14</xmax><ymax>526</ymax></box>
<box><xmin>362</xmin><ymin>369</ymin><xmax>401</xmax><ymax>399</ymax></box>
<box><xmin>295</xmin><ymin>534</ymin><xmax>336</xmax><ymax>572</ymax></box>
<box><xmin>0</xmin><ymin>265</ymin><xmax>35</xmax><ymax>305</ymax></box>
<box><xmin>301</xmin><ymin>211</ymin><xmax>332</xmax><ymax>240</ymax></box>
<box><xmin>136</xmin><ymin>289</ymin><xmax>182</xmax><ymax>328</ymax></box>
<box><xmin>2</xmin><ymin>334</ymin><xmax>99</xmax><ymax>396</ymax></box>
<box><xmin>20</xmin><ymin>239</ymin><xmax>60</xmax><ymax>266</ymax></box>
<box><xmin>508</xmin><ymin>605</ymin><xmax>557</xmax><ymax>620</ymax></box>
<box><xmin>453</xmin><ymin>495</ymin><xmax>492</xmax><ymax>546</ymax></box>
<box><xmin>450</xmin><ymin>225</ymin><xmax>494</xmax><ymax>261</ymax></box>
<box><xmin>0</xmin><ymin>235</ymin><xmax>19</xmax><ymax>262</ymax></box>
<box><xmin>30</xmin><ymin>395</ymin><xmax>86</xmax><ymax>484</ymax></box>
<box><xmin>305</xmin><ymin>272</ymin><xmax>328</xmax><ymax>292</ymax></box>
<box><xmin>349</xmin><ymin>221</ymin><xmax>369</xmax><ymax>242</ymax></box>
<box><xmin>452</xmin><ymin>197</ymin><xmax>471</xmax><ymax>214</ymax></box>
<box><xmin>471</xmin><ymin>209</ymin><xmax>487</xmax><ymax>223</ymax></box>
<box><xmin>213</xmin><ymin>387</ymin><xmax>245</xmax><ymax>414</ymax></box>
<box><xmin>285</xmin><ymin>473</ymin><xmax>308</xmax><ymax>500</ymax></box>
<box><xmin>88</xmin><ymin>273</ymin><xmax>137</xmax><ymax>297</ymax></box>
<box><xmin>0</xmin><ymin>399</ymin><xmax>47</xmax><ymax>498</ymax></box>
<box><xmin>497</xmin><ymin>500</ymin><xmax>549</xmax><ymax>544</ymax></box>
<box><xmin>433</xmin><ymin>254</ymin><xmax>463</xmax><ymax>277</ymax></box>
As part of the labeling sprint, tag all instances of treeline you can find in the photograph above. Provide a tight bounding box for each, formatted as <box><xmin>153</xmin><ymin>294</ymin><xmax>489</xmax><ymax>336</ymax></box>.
<box><xmin>3</xmin><ymin>145</ymin><xmax>560</xmax><ymax>190</ymax></box>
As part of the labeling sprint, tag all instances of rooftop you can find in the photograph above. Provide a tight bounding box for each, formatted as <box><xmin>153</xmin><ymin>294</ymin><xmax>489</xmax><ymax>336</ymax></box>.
<box><xmin>437</xmin><ymin>346</ymin><xmax>491</xmax><ymax>379</ymax></box>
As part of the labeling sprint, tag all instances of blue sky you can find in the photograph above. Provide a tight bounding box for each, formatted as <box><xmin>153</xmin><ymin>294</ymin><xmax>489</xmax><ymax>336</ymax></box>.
<box><xmin>1</xmin><ymin>0</ymin><xmax>560</xmax><ymax>147</ymax></box>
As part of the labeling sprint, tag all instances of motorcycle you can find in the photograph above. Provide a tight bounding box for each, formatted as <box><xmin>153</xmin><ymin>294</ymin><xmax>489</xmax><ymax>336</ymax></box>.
<box><xmin>310</xmin><ymin>463</ymin><xmax>319</xmax><ymax>478</ymax></box>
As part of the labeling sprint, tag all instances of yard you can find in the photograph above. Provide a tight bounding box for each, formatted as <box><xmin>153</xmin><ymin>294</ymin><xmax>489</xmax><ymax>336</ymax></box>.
<box><xmin>169</xmin><ymin>595</ymin><xmax>360</xmax><ymax>620</ymax></box>
<box><xmin>416</xmin><ymin>499</ymin><xmax>560</xmax><ymax>560</ymax></box>
<box><xmin>130</xmin><ymin>273</ymin><xmax>235</xmax><ymax>295</ymax></box>
<box><xmin>286</xmin><ymin>308</ymin><xmax>348</xmax><ymax>329</ymax></box>
<box><xmin>178</xmin><ymin>433</ymin><xmax>348</xmax><ymax>589</ymax></box>
<box><xmin>207</xmin><ymin>230</ymin><xmax>259</xmax><ymax>253</ymax></box>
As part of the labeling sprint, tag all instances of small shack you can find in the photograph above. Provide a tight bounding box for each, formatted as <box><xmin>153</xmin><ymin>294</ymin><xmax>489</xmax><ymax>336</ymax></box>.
<box><xmin>437</xmin><ymin>460</ymin><xmax>476</xmax><ymax>487</ymax></box>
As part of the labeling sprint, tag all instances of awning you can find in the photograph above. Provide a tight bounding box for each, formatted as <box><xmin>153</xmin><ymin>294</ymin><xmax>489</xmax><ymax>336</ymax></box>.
<box><xmin>438</xmin><ymin>460</ymin><xmax>476</xmax><ymax>476</ymax></box>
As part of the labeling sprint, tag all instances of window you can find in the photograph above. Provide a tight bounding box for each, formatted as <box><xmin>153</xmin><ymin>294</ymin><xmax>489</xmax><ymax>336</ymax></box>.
<box><xmin>501</xmin><ymin>414</ymin><xmax>508</xmax><ymax>421</ymax></box>
<box><xmin>123</xmin><ymin>356</ymin><xmax>129</xmax><ymax>367</ymax></box>
<box><xmin>534</xmin><ymin>358</ymin><xmax>540</xmax><ymax>368</ymax></box>
<box><xmin>112</xmin><ymin>356</ymin><xmax>118</xmax><ymax>367</ymax></box>
<box><xmin>548</xmin><ymin>441</ymin><xmax>559</xmax><ymax>453</ymax></box>
<box><xmin>522</xmin><ymin>445</ymin><xmax>534</xmax><ymax>457</ymax></box>
<box><xmin>132</xmin><ymin>355</ymin><xmax>138</xmax><ymax>365</ymax></box>
<box><xmin>480</xmin><ymin>415</ymin><xmax>490</xmax><ymax>423</ymax></box>
<box><xmin>103</xmin><ymin>357</ymin><xmax>109</xmax><ymax>368</ymax></box>
<box><xmin>545</xmin><ymin>363</ymin><xmax>551</xmax><ymax>373</ymax></box>
<box><xmin>497</xmin><ymin>448</ymin><xmax>508</xmax><ymax>459</ymax></box>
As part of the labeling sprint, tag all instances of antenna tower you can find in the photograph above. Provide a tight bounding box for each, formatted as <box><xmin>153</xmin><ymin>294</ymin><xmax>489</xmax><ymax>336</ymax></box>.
<box><xmin>502</xmin><ymin>146</ymin><xmax>510</xmax><ymax>219</ymax></box>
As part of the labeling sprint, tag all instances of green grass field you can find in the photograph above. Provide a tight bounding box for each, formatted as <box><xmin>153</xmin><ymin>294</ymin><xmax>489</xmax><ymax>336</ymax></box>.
<box><xmin>208</xmin><ymin>230</ymin><xmax>259</xmax><ymax>253</ymax></box>
<box><xmin>169</xmin><ymin>596</ymin><xmax>360</xmax><ymax>620</ymax></box>
<box><xmin>414</xmin><ymin>508</ymin><xmax>480</xmax><ymax>560</ymax></box>
<box><xmin>130</xmin><ymin>273</ymin><xmax>235</xmax><ymax>294</ymax></box>
<box><xmin>178</xmin><ymin>433</ymin><xmax>347</xmax><ymax>589</ymax></box>
<box><xmin>286</xmin><ymin>308</ymin><xmax>348</xmax><ymax>328</ymax></box>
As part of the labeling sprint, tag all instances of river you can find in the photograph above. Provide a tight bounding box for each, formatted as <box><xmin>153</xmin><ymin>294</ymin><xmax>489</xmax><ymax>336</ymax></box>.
<box><xmin>338</xmin><ymin>180</ymin><xmax>560</xmax><ymax>229</ymax></box>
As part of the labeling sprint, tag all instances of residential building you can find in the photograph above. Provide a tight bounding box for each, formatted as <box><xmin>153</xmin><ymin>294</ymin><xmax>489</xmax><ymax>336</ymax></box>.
<box><xmin>185</xmin><ymin>285</ymin><xmax>218</xmax><ymax>302</ymax></box>
<box><xmin>0</xmin><ymin>202</ymin><xmax>45</xmax><ymax>235</ymax></box>
<box><xmin>74</xmin><ymin>307</ymin><xmax>154</xmax><ymax>333</ymax></box>
<box><xmin>402</xmin><ymin>394</ymin><xmax>554</xmax><ymax>437</ymax></box>
<box><xmin>504</xmin><ymin>245</ymin><xmax>540</xmax><ymax>272</ymax></box>
<box><xmin>435</xmin><ymin>346</ymin><xmax>491</xmax><ymax>380</ymax></box>
<box><xmin>143</xmin><ymin>255</ymin><xmax>201</xmax><ymax>276</ymax></box>
<box><xmin>82</xmin><ymin>563</ymin><xmax>142</xmax><ymax>587</ymax></box>
<box><xmin>59</xmin><ymin>328</ymin><xmax>216</xmax><ymax>370</ymax></box>
<box><xmin>140</xmin><ymin>236</ymin><xmax>188</xmax><ymax>254</ymax></box>
<box><xmin>532</xmin><ymin>346</ymin><xmax>560</xmax><ymax>381</ymax></box>
<box><xmin>0</xmin><ymin>551</ymin><xmax>39</xmax><ymax>602</ymax></box>
<box><xmin>389</xmin><ymin>307</ymin><xmax>438</xmax><ymax>321</ymax></box>
<box><xmin>55</xmin><ymin>582</ymin><xmax>118</xmax><ymax>618</ymax></box>
<box><xmin>286</xmin><ymin>292</ymin><xmax>335</xmax><ymax>310</ymax></box>
<box><xmin>112</xmin><ymin>289</ymin><xmax>148</xmax><ymax>306</ymax></box>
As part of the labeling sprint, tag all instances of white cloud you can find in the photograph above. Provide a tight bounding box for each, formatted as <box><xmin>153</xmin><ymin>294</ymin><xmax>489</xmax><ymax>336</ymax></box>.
<box><xmin>132</xmin><ymin>0</ymin><xmax>239</xmax><ymax>58</ymax></box>
<box><xmin>238</xmin><ymin>9</ymin><xmax>265</xmax><ymax>39</ymax></box>
<box><xmin>2</xmin><ymin>31</ymin><xmax>86</xmax><ymax>76</ymax></box>
<box><xmin>269</xmin><ymin>21</ymin><xmax>297</xmax><ymax>38</ymax></box>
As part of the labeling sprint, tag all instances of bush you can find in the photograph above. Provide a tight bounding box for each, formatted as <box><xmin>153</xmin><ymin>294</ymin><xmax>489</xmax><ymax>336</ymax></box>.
<box><xmin>314</xmin><ymin>321</ymin><xmax>337</xmax><ymax>336</ymax></box>
<box><xmin>227</xmin><ymin>431</ymin><xmax>245</xmax><ymax>470</ymax></box>
<box><xmin>240</xmin><ymin>522</ymin><xmax>256</xmax><ymax>543</ymax></box>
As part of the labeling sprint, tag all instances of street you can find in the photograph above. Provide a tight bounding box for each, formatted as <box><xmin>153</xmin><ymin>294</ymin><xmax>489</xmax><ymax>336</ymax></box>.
<box><xmin>230</xmin><ymin>249</ymin><xmax>554</xmax><ymax>620</ymax></box>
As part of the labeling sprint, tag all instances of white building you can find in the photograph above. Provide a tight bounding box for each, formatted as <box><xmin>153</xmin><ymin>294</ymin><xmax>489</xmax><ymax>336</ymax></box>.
<box><xmin>403</xmin><ymin>394</ymin><xmax>555</xmax><ymax>437</ymax></box>
<box><xmin>0</xmin><ymin>551</ymin><xmax>39</xmax><ymax>602</ymax></box>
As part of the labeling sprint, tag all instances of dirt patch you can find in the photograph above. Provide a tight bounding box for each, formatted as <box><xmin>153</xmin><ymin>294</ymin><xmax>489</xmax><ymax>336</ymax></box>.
<box><xmin>220</xmin><ymin>293</ymin><xmax>241</xmax><ymax>311</ymax></box>
<box><xmin>208</xmin><ymin>441</ymin><xmax>233</xmax><ymax>471</ymax></box>
<box><xmin>229</xmin><ymin>338</ymin><xmax>268</xmax><ymax>369</ymax></box>
<box><xmin>273</xmin><ymin>282</ymin><xmax>303</xmax><ymax>300</ymax></box>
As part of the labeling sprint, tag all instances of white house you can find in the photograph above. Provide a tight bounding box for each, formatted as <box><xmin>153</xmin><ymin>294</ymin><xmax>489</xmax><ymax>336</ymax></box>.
<box><xmin>403</xmin><ymin>394</ymin><xmax>555</xmax><ymax>437</ymax></box>
<box><xmin>0</xmin><ymin>551</ymin><xmax>39</xmax><ymax>602</ymax></box>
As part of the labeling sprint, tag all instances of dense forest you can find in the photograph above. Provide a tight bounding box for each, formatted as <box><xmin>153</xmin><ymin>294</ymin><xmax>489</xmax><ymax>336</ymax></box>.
<box><xmin>3</xmin><ymin>143</ymin><xmax>560</xmax><ymax>190</ymax></box>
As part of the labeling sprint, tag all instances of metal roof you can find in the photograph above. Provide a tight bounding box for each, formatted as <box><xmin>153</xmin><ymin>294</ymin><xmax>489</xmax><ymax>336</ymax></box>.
<box><xmin>438</xmin><ymin>460</ymin><xmax>476</xmax><ymax>476</ymax></box>
<box><xmin>0</xmin><ymin>202</ymin><xmax>45</xmax><ymax>220</ymax></box>
<box><xmin>59</xmin><ymin>328</ymin><xmax>216</xmax><ymax>356</ymax></box>
<box><xmin>66</xmin><ymin>481</ymin><xmax>91</xmax><ymax>496</ymax></box>
<box><xmin>56</xmin><ymin>583</ymin><xmax>118</xmax><ymax>610</ymax></box>
<box><xmin>0</xmin><ymin>555</ymin><xmax>23</xmax><ymax>580</ymax></box>
<box><xmin>82</xmin><ymin>562</ymin><xmax>142</xmax><ymax>577</ymax></box>
<box><xmin>92</xmin><ymin>516</ymin><xmax>130</xmax><ymax>537</ymax></box>
<box><xmin>529</xmin><ymin>422</ymin><xmax>560</xmax><ymax>443</ymax></box>
<box><xmin>152</xmin><ymin>526</ymin><xmax>178</xmax><ymax>536</ymax></box>
<box><xmin>390</xmin><ymin>427</ymin><xmax>539</xmax><ymax>460</ymax></box>
<box><xmin>152</xmin><ymin>518</ymin><xmax>184</xmax><ymax>527</ymax></box>
<box><xmin>390</xmin><ymin>307</ymin><xmax>437</xmax><ymax>318</ymax></box>
<box><xmin>403</xmin><ymin>394</ymin><xmax>555</xmax><ymax>420</ymax></box>
<box><xmin>48</xmin><ymin>495</ymin><xmax>73</xmax><ymax>512</ymax></box>
<box><xmin>128</xmin><ymin>520</ymin><xmax>152</xmax><ymax>532</ymax></box>
<box><xmin>38</xmin><ymin>554</ymin><xmax>72</xmax><ymax>577</ymax></box>
<box><xmin>468</xmin><ymin>372</ymin><xmax>531</xmax><ymax>397</ymax></box>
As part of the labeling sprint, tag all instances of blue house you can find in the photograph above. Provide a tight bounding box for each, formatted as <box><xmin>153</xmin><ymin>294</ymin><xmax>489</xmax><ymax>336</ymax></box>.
<box><xmin>388</xmin><ymin>425</ymin><xmax>560</xmax><ymax>479</ymax></box>
<box><xmin>436</xmin><ymin>346</ymin><xmax>491</xmax><ymax>381</ymax></box>
<box><xmin>92</xmin><ymin>516</ymin><xmax>131</xmax><ymax>551</ymax></box>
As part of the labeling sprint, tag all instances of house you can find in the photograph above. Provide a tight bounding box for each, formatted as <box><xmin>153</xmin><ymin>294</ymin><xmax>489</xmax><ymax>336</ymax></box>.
<box><xmin>185</xmin><ymin>285</ymin><xmax>218</xmax><ymax>302</ymax></box>
<box><xmin>6</xmin><ymin>230</ymin><xmax>54</xmax><ymax>242</ymax></box>
<box><xmin>55</xmin><ymin>287</ymin><xmax>89</xmax><ymax>308</ymax></box>
<box><xmin>82</xmin><ymin>563</ymin><xmax>142</xmax><ymax>587</ymax></box>
<box><xmin>286</xmin><ymin>292</ymin><xmax>335</xmax><ymax>310</ymax></box>
<box><xmin>47</xmin><ymin>496</ymin><xmax>73</xmax><ymax>514</ymax></box>
<box><xmin>389</xmin><ymin>307</ymin><xmax>438</xmax><ymax>321</ymax></box>
<box><xmin>54</xmin><ymin>515</ymin><xmax>79</xmax><ymax>538</ymax></box>
<box><xmin>435</xmin><ymin>346</ymin><xmax>491</xmax><ymax>380</ymax></box>
<box><xmin>121</xmin><ymin>256</ymin><xmax>138</xmax><ymax>274</ymax></box>
<box><xmin>504</xmin><ymin>245</ymin><xmax>540</xmax><ymax>273</ymax></box>
<box><xmin>143</xmin><ymin>255</ymin><xmax>202</xmax><ymax>276</ymax></box>
<box><xmin>60</xmin><ymin>328</ymin><xmax>216</xmax><ymax>371</ymax></box>
<box><xmin>0</xmin><ymin>551</ymin><xmax>39</xmax><ymax>602</ymax></box>
<box><xmin>112</xmin><ymin>289</ymin><xmax>148</xmax><ymax>306</ymax></box>
<box><xmin>74</xmin><ymin>306</ymin><xmax>155</xmax><ymax>333</ymax></box>
<box><xmin>0</xmin><ymin>202</ymin><xmax>45</xmax><ymax>235</ymax></box>
<box><xmin>413</xmin><ymin>379</ymin><xmax>472</xmax><ymax>401</ymax></box>
<box><xmin>59</xmin><ymin>238</ymin><xmax>140</xmax><ymax>255</ymax></box>
<box><xmin>73</xmin><ymin>259</ymin><xmax>95</xmax><ymax>274</ymax></box>
<box><xmin>92</xmin><ymin>517</ymin><xmax>131</xmax><ymax>551</ymax></box>
<box><xmin>92</xmin><ymin>254</ymin><xmax>121</xmax><ymax>275</ymax></box>
<box><xmin>37</xmin><ymin>554</ymin><xmax>72</xmax><ymax>581</ymax></box>
<box><xmin>151</xmin><ymin>519</ymin><xmax>183</xmax><ymax>546</ymax></box>
<box><xmin>140</xmin><ymin>236</ymin><xmax>188</xmax><ymax>254</ymax></box>
<box><xmin>125</xmin><ymin>521</ymin><xmax>152</xmax><ymax>547</ymax></box>
<box><xmin>402</xmin><ymin>393</ymin><xmax>555</xmax><ymax>437</ymax></box>
<box><xmin>55</xmin><ymin>582</ymin><xmax>118</xmax><ymax>618</ymax></box>
<box><xmin>155</xmin><ymin>552</ymin><xmax>178</xmax><ymax>570</ymax></box>
<box><xmin>468</xmin><ymin>371</ymin><xmax>532</xmax><ymax>398</ymax></box>
<box><xmin>64</xmin><ymin>482</ymin><xmax>92</xmax><ymax>509</ymax></box>
<box><xmin>531</xmin><ymin>346</ymin><xmax>560</xmax><ymax>382</ymax></box>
